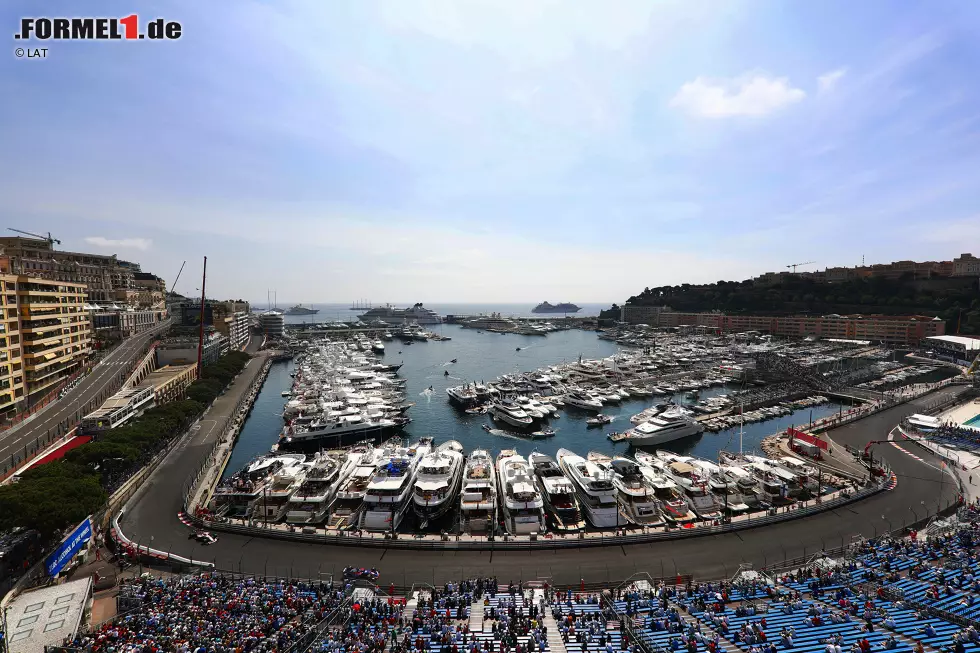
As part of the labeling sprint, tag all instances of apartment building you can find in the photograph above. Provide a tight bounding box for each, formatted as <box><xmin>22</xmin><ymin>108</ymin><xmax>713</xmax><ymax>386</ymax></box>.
<box><xmin>623</xmin><ymin>304</ymin><xmax>945</xmax><ymax>345</ymax></box>
<box><xmin>0</xmin><ymin>263</ymin><xmax>24</xmax><ymax>418</ymax></box>
<box><xmin>953</xmin><ymin>253</ymin><xmax>980</xmax><ymax>278</ymax></box>
<box><xmin>19</xmin><ymin>273</ymin><xmax>91</xmax><ymax>401</ymax></box>
<box><xmin>212</xmin><ymin>300</ymin><xmax>251</xmax><ymax>351</ymax></box>
<box><xmin>0</xmin><ymin>236</ymin><xmax>165</xmax><ymax>306</ymax></box>
<box><xmin>258</xmin><ymin>310</ymin><xmax>285</xmax><ymax>339</ymax></box>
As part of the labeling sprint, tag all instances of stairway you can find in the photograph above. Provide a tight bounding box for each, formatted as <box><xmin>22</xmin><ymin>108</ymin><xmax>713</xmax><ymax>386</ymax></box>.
<box><xmin>469</xmin><ymin>599</ymin><xmax>484</xmax><ymax>633</ymax></box>
<box><xmin>543</xmin><ymin>611</ymin><xmax>568</xmax><ymax>653</ymax></box>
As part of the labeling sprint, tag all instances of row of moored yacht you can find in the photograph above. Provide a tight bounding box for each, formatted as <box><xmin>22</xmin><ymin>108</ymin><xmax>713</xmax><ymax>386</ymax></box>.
<box><xmin>211</xmin><ymin>440</ymin><xmax>828</xmax><ymax>536</ymax></box>
<box><xmin>275</xmin><ymin>342</ymin><xmax>413</xmax><ymax>453</ymax></box>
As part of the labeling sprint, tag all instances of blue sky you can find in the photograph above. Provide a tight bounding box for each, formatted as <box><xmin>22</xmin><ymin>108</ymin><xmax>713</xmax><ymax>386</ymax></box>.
<box><xmin>2</xmin><ymin>1</ymin><xmax>980</xmax><ymax>304</ymax></box>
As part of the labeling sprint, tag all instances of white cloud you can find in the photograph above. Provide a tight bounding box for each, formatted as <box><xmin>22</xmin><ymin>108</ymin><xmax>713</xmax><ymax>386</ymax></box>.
<box><xmin>817</xmin><ymin>68</ymin><xmax>847</xmax><ymax>93</ymax></box>
<box><xmin>670</xmin><ymin>73</ymin><xmax>805</xmax><ymax>118</ymax></box>
<box><xmin>84</xmin><ymin>236</ymin><xmax>151</xmax><ymax>250</ymax></box>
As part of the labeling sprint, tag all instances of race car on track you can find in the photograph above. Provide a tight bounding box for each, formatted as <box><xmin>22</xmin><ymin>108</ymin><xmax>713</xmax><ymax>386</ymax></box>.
<box><xmin>188</xmin><ymin>530</ymin><xmax>218</xmax><ymax>545</ymax></box>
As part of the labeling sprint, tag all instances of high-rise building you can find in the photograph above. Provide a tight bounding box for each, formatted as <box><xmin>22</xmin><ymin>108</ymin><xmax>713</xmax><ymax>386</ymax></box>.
<box><xmin>0</xmin><ymin>256</ymin><xmax>91</xmax><ymax>415</ymax></box>
<box><xmin>258</xmin><ymin>311</ymin><xmax>285</xmax><ymax>339</ymax></box>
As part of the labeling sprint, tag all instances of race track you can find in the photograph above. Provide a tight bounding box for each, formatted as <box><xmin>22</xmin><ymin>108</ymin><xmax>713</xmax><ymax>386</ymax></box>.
<box><xmin>120</xmin><ymin>384</ymin><xmax>968</xmax><ymax>586</ymax></box>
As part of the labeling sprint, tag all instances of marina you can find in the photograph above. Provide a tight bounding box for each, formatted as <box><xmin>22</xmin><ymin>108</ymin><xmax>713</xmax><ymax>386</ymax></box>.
<box><xmin>206</xmin><ymin>321</ymin><xmax>956</xmax><ymax>537</ymax></box>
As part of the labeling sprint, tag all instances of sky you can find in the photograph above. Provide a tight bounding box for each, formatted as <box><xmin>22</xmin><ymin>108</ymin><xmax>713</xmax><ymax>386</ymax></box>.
<box><xmin>2</xmin><ymin>1</ymin><xmax>980</xmax><ymax>304</ymax></box>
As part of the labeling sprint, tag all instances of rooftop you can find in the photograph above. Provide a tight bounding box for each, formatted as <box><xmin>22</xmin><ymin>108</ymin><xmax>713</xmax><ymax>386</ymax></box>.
<box><xmin>136</xmin><ymin>364</ymin><xmax>197</xmax><ymax>391</ymax></box>
<box><xmin>924</xmin><ymin>334</ymin><xmax>980</xmax><ymax>349</ymax></box>
<box><xmin>4</xmin><ymin>577</ymin><xmax>92</xmax><ymax>653</ymax></box>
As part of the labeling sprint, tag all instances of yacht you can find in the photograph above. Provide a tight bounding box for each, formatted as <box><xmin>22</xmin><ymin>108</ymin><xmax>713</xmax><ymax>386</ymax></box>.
<box><xmin>620</xmin><ymin>408</ymin><xmax>703</xmax><ymax>447</ymax></box>
<box><xmin>633</xmin><ymin>452</ymin><xmax>696</xmax><ymax>524</ymax></box>
<box><xmin>460</xmin><ymin>449</ymin><xmax>497</xmax><ymax>534</ymax></box>
<box><xmin>277</xmin><ymin>414</ymin><xmax>410</xmax><ymax>451</ymax></box>
<box><xmin>413</xmin><ymin>441</ymin><xmax>465</xmax><ymax>524</ymax></box>
<box><xmin>372</xmin><ymin>340</ymin><xmax>385</xmax><ymax>354</ymax></box>
<box><xmin>496</xmin><ymin>450</ymin><xmax>547</xmax><ymax>534</ymax></box>
<box><xmin>326</xmin><ymin>445</ymin><xmax>380</xmax><ymax>530</ymax></box>
<box><xmin>489</xmin><ymin>402</ymin><xmax>534</xmax><ymax>429</ymax></box>
<box><xmin>605</xmin><ymin>455</ymin><xmax>665</xmax><ymax>526</ymax></box>
<box><xmin>462</xmin><ymin>314</ymin><xmax>518</xmax><ymax>330</ymax></box>
<box><xmin>447</xmin><ymin>384</ymin><xmax>480</xmax><ymax>407</ymax></box>
<box><xmin>557</xmin><ymin>449</ymin><xmax>621</xmax><ymax>528</ymax></box>
<box><xmin>284</xmin><ymin>453</ymin><xmax>344</xmax><ymax>524</ymax></box>
<box><xmin>563</xmin><ymin>391</ymin><xmax>603</xmax><ymax>412</ymax></box>
<box><xmin>252</xmin><ymin>459</ymin><xmax>308</xmax><ymax>522</ymax></box>
<box><xmin>689</xmin><ymin>457</ymin><xmax>749</xmax><ymax>514</ymax></box>
<box><xmin>744</xmin><ymin>454</ymin><xmax>807</xmax><ymax>498</ymax></box>
<box><xmin>720</xmin><ymin>462</ymin><xmax>767</xmax><ymax>510</ymax></box>
<box><xmin>776</xmin><ymin>456</ymin><xmax>822</xmax><ymax>494</ymax></box>
<box><xmin>654</xmin><ymin>452</ymin><xmax>723</xmax><ymax>520</ymax></box>
<box><xmin>359</xmin><ymin>438</ymin><xmax>431</xmax><ymax>531</ymax></box>
<box><xmin>529</xmin><ymin>452</ymin><xmax>586</xmax><ymax>532</ymax></box>
<box><xmin>212</xmin><ymin>454</ymin><xmax>305</xmax><ymax>520</ymax></box>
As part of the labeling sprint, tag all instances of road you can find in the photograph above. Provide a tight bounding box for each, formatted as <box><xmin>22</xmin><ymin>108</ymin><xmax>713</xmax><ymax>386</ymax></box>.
<box><xmin>120</xmin><ymin>381</ymin><xmax>969</xmax><ymax>586</ymax></box>
<box><xmin>0</xmin><ymin>321</ymin><xmax>171</xmax><ymax>478</ymax></box>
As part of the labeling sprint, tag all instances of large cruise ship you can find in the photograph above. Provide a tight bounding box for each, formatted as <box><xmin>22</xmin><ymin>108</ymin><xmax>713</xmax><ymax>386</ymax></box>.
<box><xmin>358</xmin><ymin>303</ymin><xmax>443</xmax><ymax>325</ymax></box>
<box><xmin>532</xmin><ymin>301</ymin><xmax>581</xmax><ymax>314</ymax></box>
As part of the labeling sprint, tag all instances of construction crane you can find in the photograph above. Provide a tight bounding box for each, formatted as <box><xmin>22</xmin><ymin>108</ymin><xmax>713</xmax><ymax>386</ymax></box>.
<box><xmin>786</xmin><ymin>261</ymin><xmax>815</xmax><ymax>273</ymax></box>
<box><xmin>7</xmin><ymin>228</ymin><xmax>61</xmax><ymax>245</ymax></box>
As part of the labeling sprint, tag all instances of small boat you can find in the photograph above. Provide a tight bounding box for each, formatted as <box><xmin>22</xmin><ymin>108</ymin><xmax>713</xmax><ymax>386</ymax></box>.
<box><xmin>529</xmin><ymin>428</ymin><xmax>556</xmax><ymax>439</ymax></box>
<box><xmin>482</xmin><ymin>424</ymin><xmax>492</xmax><ymax>432</ymax></box>
<box><xmin>586</xmin><ymin>414</ymin><xmax>613</xmax><ymax>427</ymax></box>
<box><xmin>444</xmin><ymin>370</ymin><xmax>449</xmax><ymax>376</ymax></box>
<box><xmin>450</xmin><ymin>358</ymin><xmax>458</xmax><ymax>363</ymax></box>
<box><xmin>281</xmin><ymin>391</ymin><xmax>292</xmax><ymax>397</ymax></box>
<box><xmin>516</xmin><ymin>347</ymin><xmax>522</xmax><ymax>351</ymax></box>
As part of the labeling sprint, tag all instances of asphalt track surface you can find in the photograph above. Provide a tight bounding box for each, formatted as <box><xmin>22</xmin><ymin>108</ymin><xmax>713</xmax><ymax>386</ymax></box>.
<box><xmin>0</xmin><ymin>322</ymin><xmax>172</xmax><ymax>475</ymax></box>
<box><xmin>122</xmin><ymin>382</ymin><xmax>969</xmax><ymax>586</ymax></box>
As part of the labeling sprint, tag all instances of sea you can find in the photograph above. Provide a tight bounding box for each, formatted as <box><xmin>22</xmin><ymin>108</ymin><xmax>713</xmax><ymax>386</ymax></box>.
<box><xmin>266</xmin><ymin>302</ymin><xmax>615</xmax><ymax>324</ymax></box>
<box><xmin>223</xmin><ymin>323</ymin><xmax>850</xmax><ymax>479</ymax></box>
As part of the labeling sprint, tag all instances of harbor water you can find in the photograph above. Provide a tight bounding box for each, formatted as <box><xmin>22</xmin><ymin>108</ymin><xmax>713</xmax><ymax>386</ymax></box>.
<box><xmin>226</xmin><ymin>325</ymin><xmax>845</xmax><ymax>476</ymax></box>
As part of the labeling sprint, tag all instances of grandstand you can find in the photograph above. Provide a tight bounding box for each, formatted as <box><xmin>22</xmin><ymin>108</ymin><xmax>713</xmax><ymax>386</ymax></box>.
<box><xmin>47</xmin><ymin>517</ymin><xmax>980</xmax><ymax>653</ymax></box>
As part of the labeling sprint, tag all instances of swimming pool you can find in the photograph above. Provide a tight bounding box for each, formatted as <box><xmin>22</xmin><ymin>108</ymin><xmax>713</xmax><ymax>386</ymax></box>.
<box><xmin>965</xmin><ymin>413</ymin><xmax>980</xmax><ymax>427</ymax></box>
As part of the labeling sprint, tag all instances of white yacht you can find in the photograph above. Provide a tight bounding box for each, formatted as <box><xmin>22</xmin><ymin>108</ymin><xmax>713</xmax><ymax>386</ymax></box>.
<box><xmin>529</xmin><ymin>452</ymin><xmax>586</xmax><ymax>532</ymax></box>
<box><xmin>326</xmin><ymin>445</ymin><xmax>380</xmax><ymax>530</ymax></box>
<box><xmin>654</xmin><ymin>452</ymin><xmax>723</xmax><ymax>520</ymax></box>
<box><xmin>777</xmin><ymin>456</ymin><xmax>822</xmax><ymax>494</ymax></box>
<box><xmin>446</xmin><ymin>385</ymin><xmax>479</xmax><ymax>407</ymax></box>
<box><xmin>252</xmin><ymin>459</ymin><xmax>308</xmax><ymax>522</ymax></box>
<box><xmin>557</xmin><ymin>449</ymin><xmax>621</xmax><ymax>528</ymax></box>
<box><xmin>496</xmin><ymin>450</ymin><xmax>547</xmax><ymax>535</ymax></box>
<box><xmin>359</xmin><ymin>439</ymin><xmax>431</xmax><ymax>531</ymax></box>
<box><xmin>720</xmin><ymin>462</ymin><xmax>766</xmax><ymax>510</ymax></box>
<box><xmin>460</xmin><ymin>449</ymin><xmax>497</xmax><ymax>534</ymax></box>
<box><xmin>489</xmin><ymin>402</ymin><xmax>534</xmax><ymax>429</ymax></box>
<box><xmin>563</xmin><ymin>392</ymin><xmax>603</xmax><ymax>412</ymax></box>
<box><xmin>744</xmin><ymin>454</ymin><xmax>806</xmax><ymax>498</ymax></box>
<box><xmin>621</xmin><ymin>408</ymin><xmax>703</xmax><ymax>447</ymax></box>
<box><xmin>634</xmin><ymin>453</ymin><xmax>697</xmax><ymax>524</ymax></box>
<box><xmin>284</xmin><ymin>453</ymin><xmax>344</xmax><ymax>524</ymax></box>
<box><xmin>605</xmin><ymin>455</ymin><xmax>665</xmax><ymax>527</ymax></box>
<box><xmin>689</xmin><ymin>457</ymin><xmax>749</xmax><ymax>514</ymax></box>
<box><xmin>372</xmin><ymin>340</ymin><xmax>385</xmax><ymax>353</ymax></box>
<box><xmin>413</xmin><ymin>440</ymin><xmax>465</xmax><ymax>524</ymax></box>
